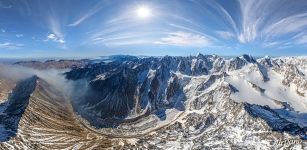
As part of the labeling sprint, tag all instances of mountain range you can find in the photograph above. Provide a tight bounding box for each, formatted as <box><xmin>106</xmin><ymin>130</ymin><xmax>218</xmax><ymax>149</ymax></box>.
<box><xmin>0</xmin><ymin>54</ymin><xmax>306</xmax><ymax>149</ymax></box>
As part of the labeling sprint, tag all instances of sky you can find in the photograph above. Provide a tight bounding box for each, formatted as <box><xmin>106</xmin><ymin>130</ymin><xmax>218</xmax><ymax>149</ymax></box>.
<box><xmin>0</xmin><ymin>0</ymin><xmax>307</xmax><ymax>58</ymax></box>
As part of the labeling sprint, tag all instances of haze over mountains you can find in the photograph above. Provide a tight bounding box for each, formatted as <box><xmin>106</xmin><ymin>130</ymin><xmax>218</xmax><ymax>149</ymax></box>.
<box><xmin>0</xmin><ymin>54</ymin><xmax>306</xmax><ymax>149</ymax></box>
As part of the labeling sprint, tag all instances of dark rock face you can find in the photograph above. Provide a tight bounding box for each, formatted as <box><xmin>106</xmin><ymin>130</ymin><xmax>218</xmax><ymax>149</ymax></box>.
<box><xmin>256</xmin><ymin>63</ymin><xmax>270</xmax><ymax>82</ymax></box>
<box><xmin>84</xmin><ymin>68</ymin><xmax>139</xmax><ymax>119</ymax></box>
<box><xmin>228</xmin><ymin>54</ymin><xmax>256</xmax><ymax>71</ymax></box>
<box><xmin>68</xmin><ymin>58</ymin><xmax>187</xmax><ymax>127</ymax></box>
<box><xmin>244</xmin><ymin>103</ymin><xmax>307</xmax><ymax>140</ymax></box>
<box><xmin>258</xmin><ymin>56</ymin><xmax>274</xmax><ymax>68</ymax></box>
<box><xmin>0</xmin><ymin>76</ymin><xmax>38</xmax><ymax>142</ymax></box>
<box><xmin>242</xmin><ymin>54</ymin><xmax>256</xmax><ymax>63</ymax></box>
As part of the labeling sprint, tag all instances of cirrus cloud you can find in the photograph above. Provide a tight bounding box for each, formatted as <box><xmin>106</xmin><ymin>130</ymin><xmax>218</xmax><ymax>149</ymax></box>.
<box><xmin>155</xmin><ymin>31</ymin><xmax>211</xmax><ymax>47</ymax></box>
<box><xmin>0</xmin><ymin>42</ymin><xmax>24</xmax><ymax>49</ymax></box>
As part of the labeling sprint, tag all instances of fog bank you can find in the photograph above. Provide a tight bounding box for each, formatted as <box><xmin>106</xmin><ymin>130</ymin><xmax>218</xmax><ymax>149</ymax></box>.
<box><xmin>0</xmin><ymin>64</ymin><xmax>88</xmax><ymax>100</ymax></box>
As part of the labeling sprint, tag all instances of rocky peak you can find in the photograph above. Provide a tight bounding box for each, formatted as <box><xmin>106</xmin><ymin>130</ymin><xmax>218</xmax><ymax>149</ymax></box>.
<box><xmin>240</xmin><ymin>54</ymin><xmax>256</xmax><ymax>63</ymax></box>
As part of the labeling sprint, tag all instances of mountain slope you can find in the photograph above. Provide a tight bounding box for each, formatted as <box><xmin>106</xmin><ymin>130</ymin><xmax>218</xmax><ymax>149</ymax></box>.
<box><xmin>0</xmin><ymin>78</ymin><xmax>113</xmax><ymax>149</ymax></box>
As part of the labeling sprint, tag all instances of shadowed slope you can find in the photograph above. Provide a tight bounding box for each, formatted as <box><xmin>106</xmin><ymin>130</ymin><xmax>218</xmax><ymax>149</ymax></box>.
<box><xmin>0</xmin><ymin>76</ymin><xmax>37</xmax><ymax>142</ymax></box>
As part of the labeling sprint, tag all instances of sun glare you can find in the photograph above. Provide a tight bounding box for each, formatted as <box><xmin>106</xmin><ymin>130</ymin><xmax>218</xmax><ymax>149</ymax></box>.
<box><xmin>136</xmin><ymin>6</ymin><xmax>151</xmax><ymax>19</ymax></box>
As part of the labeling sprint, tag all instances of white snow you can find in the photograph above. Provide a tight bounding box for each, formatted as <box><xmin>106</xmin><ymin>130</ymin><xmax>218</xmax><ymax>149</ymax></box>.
<box><xmin>226</xmin><ymin>66</ymin><xmax>307</xmax><ymax>113</ymax></box>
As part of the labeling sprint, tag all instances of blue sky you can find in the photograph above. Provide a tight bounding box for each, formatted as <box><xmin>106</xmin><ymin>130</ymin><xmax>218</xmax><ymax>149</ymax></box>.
<box><xmin>0</xmin><ymin>0</ymin><xmax>307</xmax><ymax>58</ymax></box>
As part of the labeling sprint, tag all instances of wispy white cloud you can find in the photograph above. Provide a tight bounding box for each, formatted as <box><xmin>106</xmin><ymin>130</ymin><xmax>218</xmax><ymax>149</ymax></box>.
<box><xmin>68</xmin><ymin>1</ymin><xmax>106</xmax><ymax>26</ymax></box>
<box><xmin>168</xmin><ymin>14</ymin><xmax>201</xmax><ymax>28</ymax></box>
<box><xmin>262</xmin><ymin>40</ymin><xmax>296</xmax><ymax>50</ymax></box>
<box><xmin>202</xmin><ymin>0</ymin><xmax>239</xmax><ymax>34</ymax></box>
<box><xmin>216</xmin><ymin>31</ymin><xmax>235</xmax><ymax>40</ymax></box>
<box><xmin>296</xmin><ymin>35</ymin><xmax>307</xmax><ymax>45</ymax></box>
<box><xmin>169</xmin><ymin>24</ymin><xmax>206</xmax><ymax>37</ymax></box>
<box><xmin>262</xmin><ymin>41</ymin><xmax>282</xmax><ymax>48</ymax></box>
<box><xmin>90</xmin><ymin>23</ymin><xmax>137</xmax><ymax>43</ymax></box>
<box><xmin>207</xmin><ymin>0</ymin><xmax>307</xmax><ymax>48</ymax></box>
<box><xmin>237</xmin><ymin>0</ymin><xmax>264</xmax><ymax>43</ymax></box>
<box><xmin>16</xmin><ymin>34</ymin><xmax>23</xmax><ymax>38</ymax></box>
<box><xmin>46</xmin><ymin>15</ymin><xmax>65</xmax><ymax>45</ymax></box>
<box><xmin>0</xmin><ymin>42</ymin><xmax>23</xmax><ymax>49</ymax></box>
<box><xmin>155</xmin><ymin>31</ymin><xmax>210</xmax><ymax>47</ymax></box>
<box><xmin>263</xmin><ymin>13</ymin><xmax>307</xmax><ymax>37</ymax></box>
<box><xmin>93</xmin><ymin>34</ymin><xmax>138</xmax><ymax>43</ymax></box>
<box><xmin>104</xmin><ymin>39</ymin><xmax>152</xmax><ymax>46</ymax></box>
<box><xmin>45</xmin><ymin>33</ymin><xmax>65</xmax><ymax>44</ymax></box>
<box><xmin>48</xmin><ymin>16</ymin><xmax>63</xmax><ymax>39</ymax></box>
<box><xmin>91</xmin><ymin>31</ymin><xmax>164</xmax><ymax>46</ymax></box>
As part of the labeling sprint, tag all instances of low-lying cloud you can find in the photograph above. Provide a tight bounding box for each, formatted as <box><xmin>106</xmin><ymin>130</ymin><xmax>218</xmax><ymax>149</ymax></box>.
<box><xmin>0</xmin><ymin>64</ymin><xmax>88</xmax><ymax>100</ymax></box>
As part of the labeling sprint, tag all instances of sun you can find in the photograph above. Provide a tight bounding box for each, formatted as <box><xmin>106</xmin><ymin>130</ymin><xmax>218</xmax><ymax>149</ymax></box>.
<box><xmin>136</xmin><ymin>6</ymin><xmax>151</xmax><ymax>19</ymax></box>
